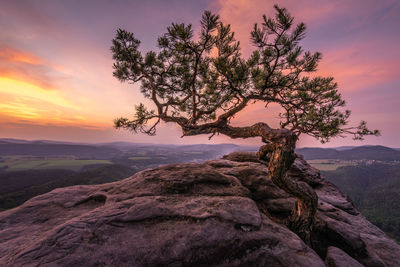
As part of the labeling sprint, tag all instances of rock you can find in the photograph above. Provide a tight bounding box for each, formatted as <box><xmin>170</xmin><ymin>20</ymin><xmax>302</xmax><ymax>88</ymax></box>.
<box><xmin>325</xmin><ymin>246</ymin><xmax>363</xmax><ymax>267</ymax></box>
<box><xmin>222</xmin><ymin>151</ymin><xmax>262</xmax><ymax>163</ymax></box>
<box><xmin>0</xmin><ymin>152</ymin><xmax>399</xmax><ymax>266</ymax></box>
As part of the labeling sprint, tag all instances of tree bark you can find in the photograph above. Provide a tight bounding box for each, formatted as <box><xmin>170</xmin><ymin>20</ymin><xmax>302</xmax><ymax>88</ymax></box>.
<box><xmin>183</xmin><ymin>122</ymin><xmax>318</xmax><ymax>244</ymax></box>
<box><xmin>258</xmin><ymin>135</ymin><xmax>318</xmax><ymax>244</ymax></box>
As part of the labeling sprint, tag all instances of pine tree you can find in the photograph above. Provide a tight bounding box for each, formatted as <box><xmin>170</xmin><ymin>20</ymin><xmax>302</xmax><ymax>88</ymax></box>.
<box><xmin>111</xmin><ymin>5</ymin><xmax>379</xmax><ymax>243</ymax></box>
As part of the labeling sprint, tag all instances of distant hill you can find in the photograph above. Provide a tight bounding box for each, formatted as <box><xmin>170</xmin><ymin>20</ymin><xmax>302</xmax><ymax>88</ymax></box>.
<box><xmin>0</xmin><ymin>141</ymin><xmax>120</xmax><ymax>159</ymax></box>
<box><xmin>2</xmin><ymin>139</ymin><xmax>399</xmax><ymax>161</ymax></box>
<box><xmin>295</xmin><ymin>147</ymin><xmax>340</xmax><ymax>159</ymax></box>
<box><xmin>333</xmin><ymin>146</ymin><xmax>357</xmax><ymax>151</ymax></box>
<box><xmin>0</xmin><ymin>138</ymin><xmax>257</xmax><ymax>160</ymax></box>
<box><xmin>103</xmin><ymin>141</ymin><xmax>256</xmax><ymax>152</ymax></box>
<box><xmin>296</xmin><ymin>145</ymin><xmax>400</xmax><ymax>161</ymax></box>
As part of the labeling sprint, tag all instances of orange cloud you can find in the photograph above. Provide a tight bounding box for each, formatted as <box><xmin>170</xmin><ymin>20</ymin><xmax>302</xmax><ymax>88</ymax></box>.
<box><xmin>0</xmin><ymin>44</ymin><xmax>43</xmax><ymax>65</ymax></box>
<box><xmin>0</xmin><ymin>43</ymin><xmax>135</xmax><ymax>132</ymax></box>
<box><xmin>0</xmin><ymin>77</ymin><xmax>107</xmax><ymax>129</ymax></box>
<box><xmin>0</xmin><ymin>43</ymin><xmax>64</xmax><ymax>90</ymax></box>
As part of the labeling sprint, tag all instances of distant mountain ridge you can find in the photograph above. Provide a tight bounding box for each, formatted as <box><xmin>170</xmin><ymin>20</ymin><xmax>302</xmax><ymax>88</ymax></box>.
<box><xmin>0</xmin><ymin>138</ymin><xmax>257</xmax><ymax>159</ymax></box>
<box><xmin>0</xmin><ymin>142</ymin><xmax>121</xmax><ymax>159</ymax></box>
<box><xmin>1</xmin><ymin>138</ymin><xmax>398</xmax><ymax>161</ymax></box>
<box><xmin>296</xmin><ymin>145</ymin><xmax>400</xmax><ymax>161</ymax></box>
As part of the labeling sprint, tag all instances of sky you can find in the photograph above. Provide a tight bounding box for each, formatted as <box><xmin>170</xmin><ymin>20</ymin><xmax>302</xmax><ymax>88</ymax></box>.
<box><xmin>0</xmin><ymin>0</ymin><xmax>399</xmax><ymax>147</ymax></box>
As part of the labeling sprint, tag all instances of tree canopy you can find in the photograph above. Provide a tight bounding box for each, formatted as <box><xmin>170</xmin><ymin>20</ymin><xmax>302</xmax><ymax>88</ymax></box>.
<box><xmin>111</xmin><ymin>5</ymin><xmax>378</xmax><ymax>144</ymax></box>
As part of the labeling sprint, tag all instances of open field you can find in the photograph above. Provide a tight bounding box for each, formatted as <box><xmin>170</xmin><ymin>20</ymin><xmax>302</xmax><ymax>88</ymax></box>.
<box><xmin>0</xmin><ymin>157</ymin><xmax>112</xmax><ymax>172</ymax></box>
<box><xmin>307</xmin><ymin>159</ymin><xmax>357</xmax><ymax>171</ymax></box>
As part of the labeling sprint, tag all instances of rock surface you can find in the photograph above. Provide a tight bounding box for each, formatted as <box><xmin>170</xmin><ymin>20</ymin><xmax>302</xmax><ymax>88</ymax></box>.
<box><xmin>325</xmin><ymin>246</ymin><xmax>363</xmax><ymax>267</ymax></box>
<box><xmin>1</xmin><ymin>153</ymin><xmax>399</xmax><ymax>266</ymax></box>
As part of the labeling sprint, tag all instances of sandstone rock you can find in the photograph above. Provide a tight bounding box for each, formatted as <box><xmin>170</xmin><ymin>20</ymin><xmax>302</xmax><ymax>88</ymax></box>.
<box><xmin>325</xmin><ymin>246</ymin><xmax>363</xmax><ymax>267</ymax></box>
<box><xmin>222</xmin><ymin>151</ymin><xmax>261</xmax><ymax>163</ymax></box>
<box><xmin>0</xmin><ymin>152</ymin><xmax>399</xmax><ymax>266</ymax></box>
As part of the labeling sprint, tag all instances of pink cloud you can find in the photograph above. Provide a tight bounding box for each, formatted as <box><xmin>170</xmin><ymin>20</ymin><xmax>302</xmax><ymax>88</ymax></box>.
<box><xmin>0</xmin><ymin>43</ymin><xmax>67</xmax><ymax>90</ymax></box>
<box><xmin>211</xmin><ymin>0</ymin><xmax>400</xmax><ymax>93</ymax></box>
<box><xmin>316</xmin><ymin>42</ymin><xmax>400</xmax><ymax>92</ymax></box>
<box><xmin>210</xmin><ymin>0</ymin><xmax>343</xmax><ymax>56</ymax></box>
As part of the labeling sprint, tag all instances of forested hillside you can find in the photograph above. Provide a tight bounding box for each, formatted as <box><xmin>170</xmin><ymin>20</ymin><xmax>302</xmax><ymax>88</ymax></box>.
<box><xmin>322</xmin><ymin>163</ymin><xmax>400</xmax><ymax>242</ymax></box>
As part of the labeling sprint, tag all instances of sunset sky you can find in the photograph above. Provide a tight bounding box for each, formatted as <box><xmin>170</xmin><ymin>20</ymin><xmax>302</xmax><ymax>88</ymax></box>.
<box><xmin>0</xmin><ymin>0</ymin><xmax>399</xmax><ymax>147</ymax></box>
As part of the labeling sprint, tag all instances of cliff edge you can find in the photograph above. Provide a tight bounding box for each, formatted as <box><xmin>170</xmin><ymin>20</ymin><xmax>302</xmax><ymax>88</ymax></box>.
<box><xmin>1</xmin><ymin>152</ymin><xmax>399</xmax><ymax>266</ymax></box>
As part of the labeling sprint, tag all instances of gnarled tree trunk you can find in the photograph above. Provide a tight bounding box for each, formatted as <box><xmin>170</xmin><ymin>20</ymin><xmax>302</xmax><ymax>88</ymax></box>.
<box><xmin>258</xmin><ymin>134</ymin><xmax>318</xmax><ymax>244</ymax></box>
<box><xmin>182</xmin><ymin>122</ymin><xmax>318</xmax><ymax>243</ymax></box>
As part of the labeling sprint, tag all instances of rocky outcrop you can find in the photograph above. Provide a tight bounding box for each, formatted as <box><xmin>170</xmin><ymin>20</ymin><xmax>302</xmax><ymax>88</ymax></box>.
<box><xmin>1</xmin><ymin>153</ymin><xmax>399</xmax><ymax>266</ymax></box>
<box><xmin>325</xmin><ymin>247</ymin><xmax>363</xmax><ymax>267</ymax></box>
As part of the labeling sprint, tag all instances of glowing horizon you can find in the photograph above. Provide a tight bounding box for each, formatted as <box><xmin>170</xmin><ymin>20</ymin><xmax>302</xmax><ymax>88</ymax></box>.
<box><xmin>0</xmin><ymin>0</ymin><xmax>399</xmax><ymax>147</ymax></box>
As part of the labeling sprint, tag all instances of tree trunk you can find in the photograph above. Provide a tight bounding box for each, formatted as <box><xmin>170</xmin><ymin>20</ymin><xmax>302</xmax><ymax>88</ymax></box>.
<box><xmin>182</xmin><ymin>122</ymin><xmax>318</xmax><ymax>244</ymax></box>
<box><xmin>258</xmin><ymin>133</ymin><xmax>318</xmax><ymax>244</ymax></box>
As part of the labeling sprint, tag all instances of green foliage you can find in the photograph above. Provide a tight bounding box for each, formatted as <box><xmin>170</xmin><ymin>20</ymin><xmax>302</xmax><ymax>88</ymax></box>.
<box><xmin>323</xmin><ymin>163</ymin><xmax>400</xmax><ymax>243</ymax></box>
<box><xmin>111</xmin><ymin>5</ymin><xmax>378</xmax><ymax>143</ymax></box>
<box><xmin>114</xmin><ymin>103</ymin><xmax>157</xmax><ymax>135</ymax></box>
